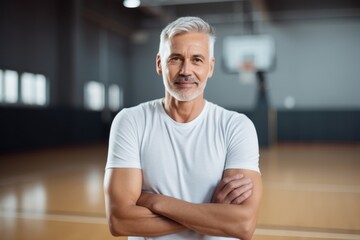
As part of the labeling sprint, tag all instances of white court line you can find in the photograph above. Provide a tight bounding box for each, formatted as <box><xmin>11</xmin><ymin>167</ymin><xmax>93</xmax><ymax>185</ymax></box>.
<box><xmin>255</xmin><ymin>228</ymin><xmax>360</xmax><ymax>240</ymax></box>
<box><xmin>0</xmin><ymin>211</ymin><xmax>107</xmax><ymax>224</ymax></box>
<box><xmin>1</xmin><ymin>211</ymin><xmax>360</xmax><ymax>239</ymax></box>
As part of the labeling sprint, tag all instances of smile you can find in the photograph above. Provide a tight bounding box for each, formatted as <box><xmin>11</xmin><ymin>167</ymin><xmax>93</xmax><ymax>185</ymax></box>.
<box><xmin>175</xmin><ymin>81</ymin><xmax>198</xmax><ymax>87</ymax></box>
<box><xmin>174</xmin><ymin>76</ymin><xmax>200</xmax><ymax>86</ymax></box>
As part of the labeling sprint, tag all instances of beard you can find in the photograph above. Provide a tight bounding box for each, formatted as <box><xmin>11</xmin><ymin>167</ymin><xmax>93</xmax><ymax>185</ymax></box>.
<box><xmin>164</xmin><ymin>76</ymin><xmax>207</xmax><ymax>102</ymax></box>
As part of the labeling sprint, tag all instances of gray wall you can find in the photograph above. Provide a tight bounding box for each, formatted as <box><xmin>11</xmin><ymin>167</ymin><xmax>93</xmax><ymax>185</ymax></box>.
<box><xmin>0</xmin><ymin>0</ymin><xmax>58</xmax><ymax>100</ymax></box>
<box><xmin>74</xmin><ymin>17</ymin><xmax>130</xmax><ymax>108</ymax></box>
<box><xmin>0</xmin><ymin>0</ymin><xmax>132</xmax><ymax>152</ymax></box>
<box><xmin>0</xmin><ymin>0</ymin><xmax>131</xmax><ymax>109</ymax></box>
<box><xmin>266</xmin><ymin>18</ymin><xmax>360</xmax><ymax>110</ymax></box>
<box><xmin>129</xmin><ymin>30</ymin><xmax>163</xmax><ymax>105</ymax></box>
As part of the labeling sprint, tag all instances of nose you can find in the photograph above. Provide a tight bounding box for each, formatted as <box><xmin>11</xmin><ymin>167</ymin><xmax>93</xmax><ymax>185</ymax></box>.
<box><xmin>179</xmin><ymin>59</ymin><xmax>192</xmax><ymax>76</ymax></box>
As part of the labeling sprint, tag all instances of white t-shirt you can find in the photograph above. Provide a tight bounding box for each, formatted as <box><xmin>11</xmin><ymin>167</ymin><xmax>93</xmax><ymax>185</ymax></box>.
<box><xmin>106</xmin><ymin>99</ymin><xmax>260</xmax><ymax>240</ymax></box>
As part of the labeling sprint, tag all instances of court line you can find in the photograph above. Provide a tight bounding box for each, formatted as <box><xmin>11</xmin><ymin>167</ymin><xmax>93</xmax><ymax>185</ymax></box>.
<box><xmin>1</xmin><ymin>211</ymin><xmax>360</xmax><ymax>239</ymax></box>
<box><xmin>0</xmin><ymin>211</ymin><xmax>107</xmax><ymax>224</ymax></box>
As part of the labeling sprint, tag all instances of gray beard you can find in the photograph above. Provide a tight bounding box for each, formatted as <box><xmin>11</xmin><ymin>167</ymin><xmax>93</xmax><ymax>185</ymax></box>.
<box><xmin>164</xmin><ymin>80</ymin><xmax>207</xmax><ymax>102</ymax></box>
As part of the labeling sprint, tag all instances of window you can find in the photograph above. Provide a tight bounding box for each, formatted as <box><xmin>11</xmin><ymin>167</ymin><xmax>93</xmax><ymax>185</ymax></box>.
<box><xmin>84</xmin><ymin>81</ymin><xmax>105</xmax><ymax>111</ymax></box>
<box><xmin>84</xmin><ymin>82</ymin><xmax>123</xmax><ymax>111</ymax></box>
<box><xmin>0</xmin><ymin>69</ymin><xmax>3</xmax><ymax>102</ymax></box>
<box><xmin>21</xmin><ymin>73</ymin><xmax>48</xmax><ymax>105</ymax></box>
<box><xmin>109</xmin><ymin>84</ymin><xmax>123</xmax><ymax>111</ymax></box>
<box><xmin>0</xmin><ymin>69</ymin><xmax>48</xmax><ymax>106</ymax></box>
<box><xmin>21</xmin><ymin>73</ymin><xmax>35</xmax><ymax>104</ymax></box>
<box><xmin>4</xmin><ymin>70</ymin><xmax>18</xmax><ymax>103</ymax></box>
<box><xmin>34</xmin><ymin>74</ymin><xmax>47</xmax><ymax>105</ymax></box>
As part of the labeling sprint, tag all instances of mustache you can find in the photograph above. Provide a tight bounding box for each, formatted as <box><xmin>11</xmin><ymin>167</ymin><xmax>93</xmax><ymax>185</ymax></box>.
<box><xmin>174</xmin><ymin>76</ymin><xmax>200</xmax><ymax>84</ymax></box>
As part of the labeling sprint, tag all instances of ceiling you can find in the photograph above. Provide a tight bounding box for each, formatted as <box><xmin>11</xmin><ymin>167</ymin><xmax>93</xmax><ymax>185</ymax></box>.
<box><xmin>136</xmin><ymin>0</ymin><xmax>360</xmax><ymax>26</ymax></box>
<box><xmin>81</xmin><ymin>0</ymin><xmax>360</xmax><ymax>40</ymax></box>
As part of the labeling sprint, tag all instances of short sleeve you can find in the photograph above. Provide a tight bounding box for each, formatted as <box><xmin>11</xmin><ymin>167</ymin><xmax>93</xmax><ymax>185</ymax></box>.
<box><xmin>105</xmin><ymin>109</ymin><xmax>141</xmax><ymax>169</ymax></box>
<box><xmin>225</xmin><ymin>114</ymin><xmax>260</xmax><ymax>173</ymax></box>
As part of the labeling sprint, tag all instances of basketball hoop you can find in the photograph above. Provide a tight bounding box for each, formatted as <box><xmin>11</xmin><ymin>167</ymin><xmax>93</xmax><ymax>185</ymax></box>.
<box><xmin>238</xmin><ymin>60</ymin><xmax>256</xmax><ymax>84</ymax></box>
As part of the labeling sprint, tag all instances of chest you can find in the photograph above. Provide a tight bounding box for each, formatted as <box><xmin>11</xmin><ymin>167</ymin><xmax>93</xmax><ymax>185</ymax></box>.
<box><xmin>139</xmin><ymin>121</ymin><xmax>227</xmax><ymax>203</ymax></box>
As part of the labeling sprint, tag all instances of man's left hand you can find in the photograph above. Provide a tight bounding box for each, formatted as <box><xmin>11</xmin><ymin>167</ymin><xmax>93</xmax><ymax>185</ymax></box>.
<box><xmin>211</xmin><ymin>174</ymin><xmax>253</xmax><ymax>204</ymax></box>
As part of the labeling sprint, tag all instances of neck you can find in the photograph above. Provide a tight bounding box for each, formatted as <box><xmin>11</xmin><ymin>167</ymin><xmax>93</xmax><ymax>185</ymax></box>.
<box><xmin>162</xmin><ymin>94</ymin><xmax>206</xmax><ymax>123</ymax></box>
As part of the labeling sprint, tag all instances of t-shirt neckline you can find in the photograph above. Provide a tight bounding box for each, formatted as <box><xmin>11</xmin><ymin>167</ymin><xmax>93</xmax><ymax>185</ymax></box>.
<box><xmin>158</xmin><ymin>98</ymin><xmax>208</xmax><ymax>127</ymax></box>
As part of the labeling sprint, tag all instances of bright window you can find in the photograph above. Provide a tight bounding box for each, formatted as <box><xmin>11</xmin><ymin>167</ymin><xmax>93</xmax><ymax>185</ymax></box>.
<box><xmin>4</xmin><ymin>70</ymin><xmax>18</xmax><ymax>103</ymax></box>
<box><xmin>0</xmin><ymin>69</ymin><xmax>3</xmax><ymax>102</ymax></box>
<box><xmin>35</xmin><ymin>74</ymin><xmax>47</xmax><ymax>105</ymax></box>
<box><xmin>21</xmin><ymin>72</ymin><xmax>35</xmax><ymax>104</ymax></box>
<box><xmin>84</xmin><ymin>81</ymin><xmax>105</xmax><ymax>111</ymax></box>
<box><xmin>109</xmin><ymin>84</ymin><xmax>123</xmax><ymax>111</ymax></box>
<box><xmin>21</xmin><ymin>73</ymin><xmax>47</xmax><ymax>105</ymax></box>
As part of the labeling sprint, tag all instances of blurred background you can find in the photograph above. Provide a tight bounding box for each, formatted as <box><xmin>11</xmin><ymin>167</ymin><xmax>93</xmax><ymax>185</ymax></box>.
<box><xmin>1</xmin><ymin>0</ymin><xmax>360</xmax><ymax>151</ymax></box>
<box><xmin>0</xmin><ymin>0</ymin><xmax>359</xmax><ymax>239</ymax></box>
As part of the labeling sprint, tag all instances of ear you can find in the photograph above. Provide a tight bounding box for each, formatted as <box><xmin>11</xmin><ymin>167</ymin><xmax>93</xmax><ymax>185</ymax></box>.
<box><xmin>207</xmin><ymin>57</ymin><xmax>215</xmax><ymax>78</ymax></box>
<box><xmin>156</xmin><ymin>54</ymin><xmax>162</xmax><ymax>76</ymax></box>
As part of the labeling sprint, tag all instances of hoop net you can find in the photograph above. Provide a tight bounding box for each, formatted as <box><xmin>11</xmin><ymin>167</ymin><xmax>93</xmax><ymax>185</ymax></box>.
<box><xmin>238</xmin><ymin>60</ymin><xmax>256</xmax><ymax>84</ymax></box>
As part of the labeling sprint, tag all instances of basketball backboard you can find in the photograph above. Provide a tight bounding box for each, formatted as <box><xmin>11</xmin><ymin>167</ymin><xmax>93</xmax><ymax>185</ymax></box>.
<box><xmin>223</xmin><ymin>35</ymin><xmax>275</xmax><ymax>73</ymax></box>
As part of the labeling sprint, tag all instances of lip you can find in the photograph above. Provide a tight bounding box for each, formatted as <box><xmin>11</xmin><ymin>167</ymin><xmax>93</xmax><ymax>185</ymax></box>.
<box><xmin>174</xmin><ymin>82</ymin><xmax>196</xmax><ymax>87</ymax></box>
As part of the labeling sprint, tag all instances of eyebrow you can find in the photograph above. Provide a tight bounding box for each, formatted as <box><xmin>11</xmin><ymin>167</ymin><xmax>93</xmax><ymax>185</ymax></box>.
<box><xmin>168</xmin><ymin>53</ymin><xmax>206</xmax><ymax>59</ymax></box>
<box><xmin>168</xmin><ymin>53</ymin><xmax>182</xmax><ymax>58</ymax></box>
<box><xmin>192</xmin><ymin>54</ymin><xmax>205</xmax><ymax>60</ymax></box>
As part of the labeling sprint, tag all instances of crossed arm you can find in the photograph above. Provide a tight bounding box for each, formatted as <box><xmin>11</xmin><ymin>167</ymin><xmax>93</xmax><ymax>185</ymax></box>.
<box><xmin>103</xmin><ymin>168</ymin><xmax>262</xmax><ymax>239</ymax></box>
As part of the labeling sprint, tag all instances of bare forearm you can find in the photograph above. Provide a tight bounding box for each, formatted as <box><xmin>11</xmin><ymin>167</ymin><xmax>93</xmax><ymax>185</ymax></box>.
<box><xmin>104</xmin><ymin>168</ymin><xmax>186</xmax><ymax>237</ymax></box>
<box><xmin>108</xmin><ymin>204</ymin><xmax>185</xmax><ymax>237</ymax></box>
<box><xmin>139</xmin><ymin>194</ymin><xmax>256</xmax><ymax>239</ymax></box>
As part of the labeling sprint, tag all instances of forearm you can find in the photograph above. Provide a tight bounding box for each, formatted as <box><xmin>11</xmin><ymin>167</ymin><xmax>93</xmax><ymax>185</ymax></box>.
<box><xmin>107</xmin><ymin>203</ymin><xmax>185</xmax><ymax>237</ymax></box>
<box><xmin>104</xmin><ymin>168</ymin><xmax>185</xmax><ymax>237</ymax></box>
<box><xmin>138</xmin><ymin>194</ymin><xmax>256</xmax><ymax>239</ymax></box>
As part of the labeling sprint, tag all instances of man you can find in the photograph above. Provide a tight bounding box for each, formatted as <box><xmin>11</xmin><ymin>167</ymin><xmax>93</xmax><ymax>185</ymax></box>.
<box><xmin>104</xmin><ymin>16</ymin><xmax>262</xmax><ymax>240</ymax></box>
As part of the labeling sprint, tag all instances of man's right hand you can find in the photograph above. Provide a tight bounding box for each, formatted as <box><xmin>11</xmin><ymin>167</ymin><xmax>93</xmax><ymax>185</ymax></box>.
<box><xmin>211</xmin><ymin>174</ymin><xmax>253</xmax><ymax>204</ymax></box>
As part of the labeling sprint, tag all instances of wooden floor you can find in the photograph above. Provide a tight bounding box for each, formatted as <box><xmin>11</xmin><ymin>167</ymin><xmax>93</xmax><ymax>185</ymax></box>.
<box><xmin>0</xmin><ymin>142</ymin><xmax>359</xmax><ymax>240</ymax></box>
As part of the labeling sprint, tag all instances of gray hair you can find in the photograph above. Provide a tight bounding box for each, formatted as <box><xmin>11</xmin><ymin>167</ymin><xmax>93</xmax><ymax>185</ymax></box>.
<box><xmin>159</xmin><ymin>16</ymin><xmax>216</xmax><ymax>58</ymax></box>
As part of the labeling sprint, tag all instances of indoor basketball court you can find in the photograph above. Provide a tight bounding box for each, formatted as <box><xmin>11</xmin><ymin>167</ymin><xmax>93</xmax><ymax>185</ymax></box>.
<box><xmin>0</xmin><ymin>143</ymin><xmax>359</xmax><ymax>239</ymax></box>
<box><xmin>1</xmin><ymin>0</ymin><xmax>360</xmax><ymax>239</ymax></box>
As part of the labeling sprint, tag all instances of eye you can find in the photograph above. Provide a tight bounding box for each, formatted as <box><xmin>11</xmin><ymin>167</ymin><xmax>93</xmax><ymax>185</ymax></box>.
<box><xmin>193</xmin><ymin>57</ymin><xmax>204</xmax><ymax>64</ymax></box>
<box><xmin>168</xmin><ymin>56</ymin><xmax>182</xmax><ymax>63</ymax></box>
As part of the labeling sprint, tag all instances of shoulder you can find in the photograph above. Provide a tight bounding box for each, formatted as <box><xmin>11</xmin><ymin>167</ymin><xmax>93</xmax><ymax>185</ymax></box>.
<box><xmin>111</xmin><ymin>99</ymin><xmax>161</xmax><ymax>128</ymax></box>
<box><xmin>206</xmin><ymin>101</ymin><xmax>253</xmax><ymax>128</ymax></box>
<box><xmin>113</xmin><ymin>99</ymin><xmax>160</xmax><ymax>121</ymax></box>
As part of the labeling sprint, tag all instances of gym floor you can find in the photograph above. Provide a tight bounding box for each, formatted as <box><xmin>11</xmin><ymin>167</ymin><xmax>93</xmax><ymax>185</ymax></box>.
<box><xmin>0</xmin><ymin>143</ymin><xmax>359</xmax><ymax>240</ymax></box>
